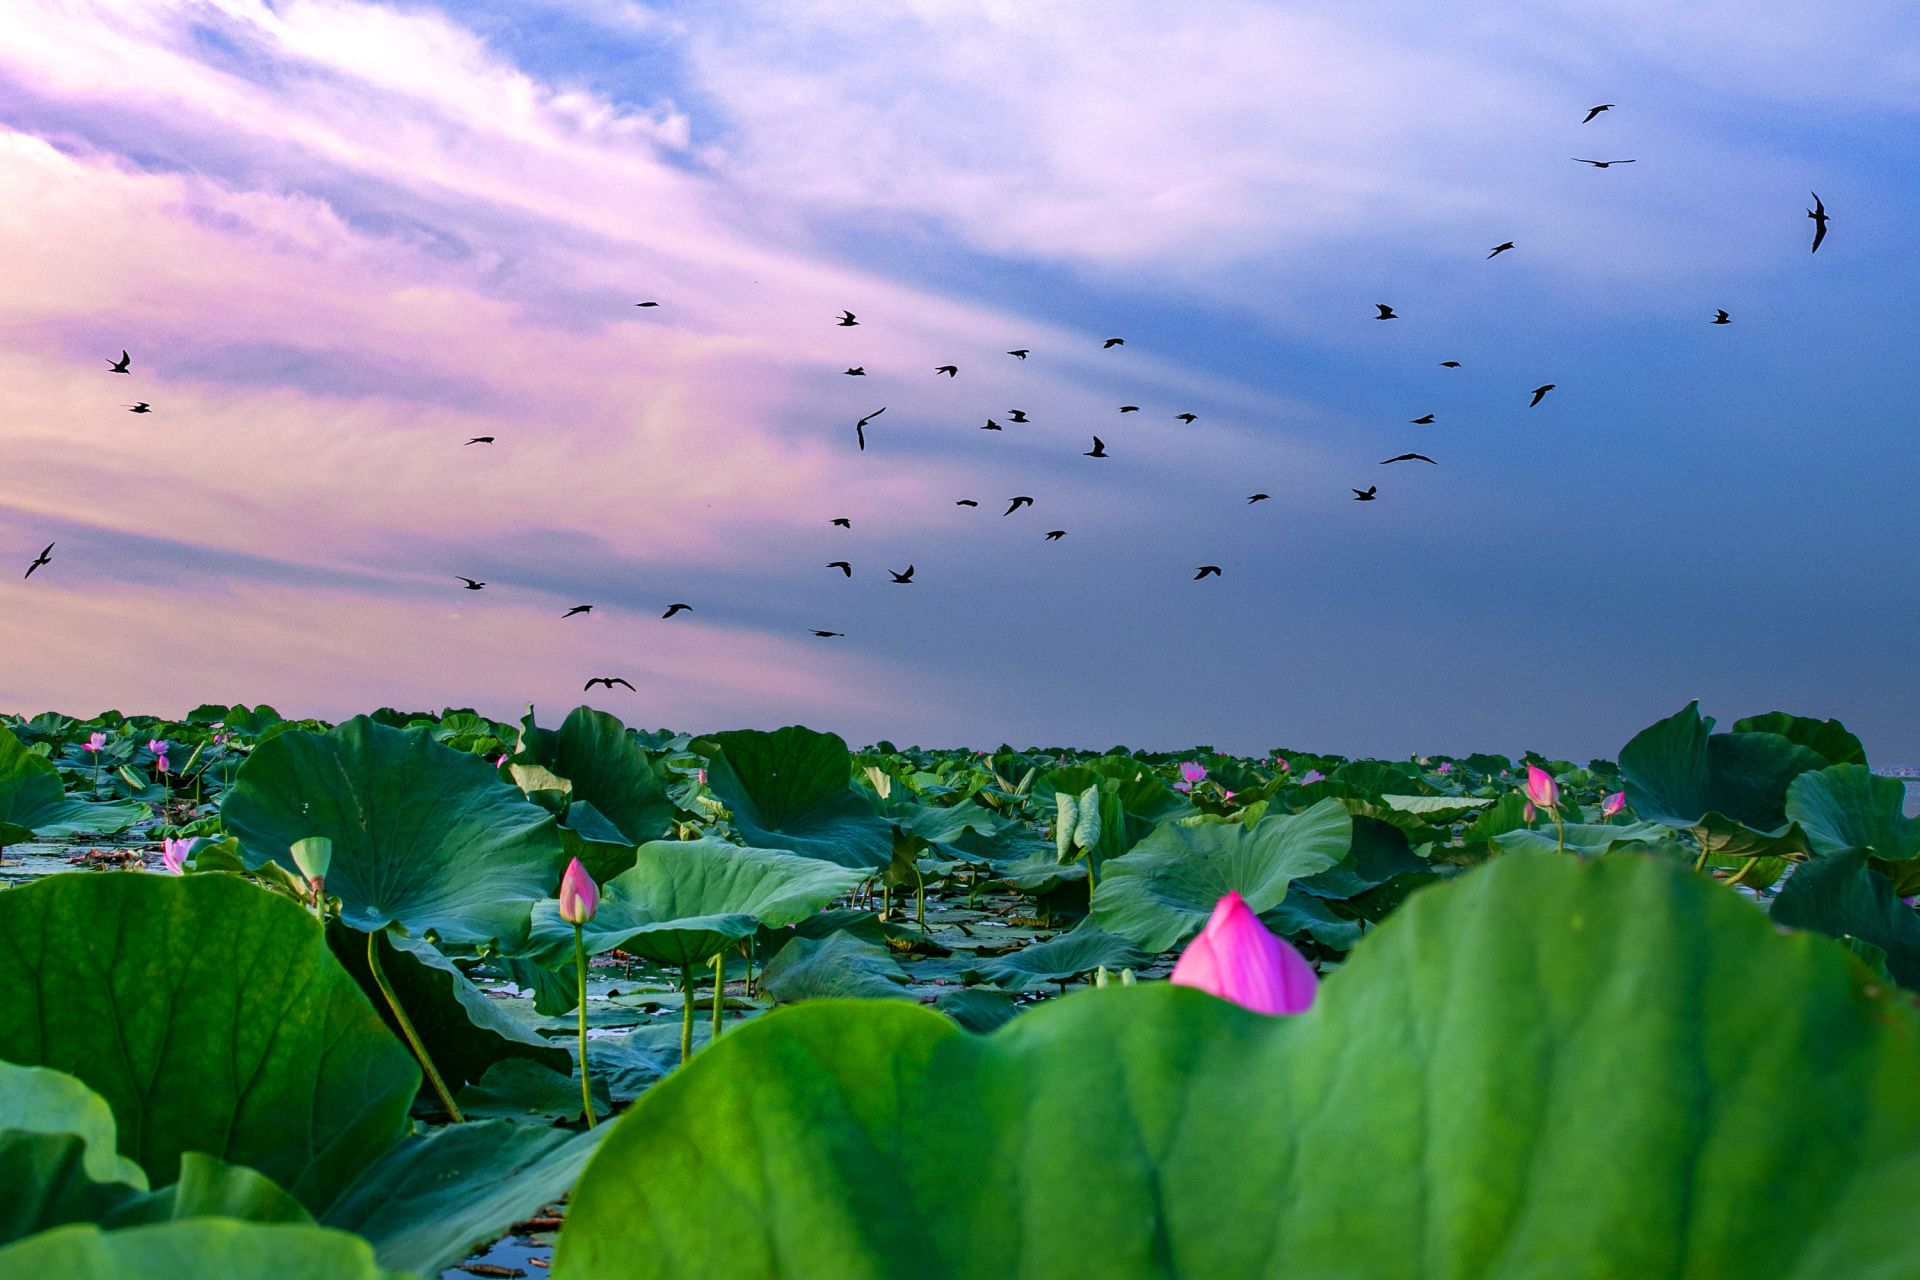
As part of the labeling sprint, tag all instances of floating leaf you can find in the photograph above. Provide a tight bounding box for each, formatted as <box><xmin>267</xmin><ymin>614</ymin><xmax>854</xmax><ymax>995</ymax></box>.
<box><xmin>761</xmin><ymin>931</ymin><xmax>912</xmax><ymax>1003</ymax></box>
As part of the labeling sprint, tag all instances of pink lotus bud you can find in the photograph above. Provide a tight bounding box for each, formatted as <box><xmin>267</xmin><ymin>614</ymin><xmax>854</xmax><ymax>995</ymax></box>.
<box><xmin>695</xmin><ymin>768</ymin><xmax>707</xmax><ymax>786</ymax></box>
<box><xmin>1523</xmin><ymin>764</ymin><xmax>1560</xmax><ymax>811</ymax></box>
<box><xmin>1222</xmin><ymin>790</ymin><xmax>1236</xmax><ymax>802</ymax></box>
<box><xmin>1523</xmin><ymin>801</ymin><xmax>1537</xmax><ymax>823</ymax></box>
<box><xmin>1436</xmin><ymin>762</ymin><xmax>1452</xmax><ymax>775</ymax></box>
<box><xmin>1170</xmin><ymin>891</ymin><xmax>1317</xmax><ymax>1015</ymax></box>
<box><xmin>1178</xmin><ymin>762</ymin><xmax>1206</xmax><ymax>786</ymax></box>
<box><xmin>160</xmin><ymin>838</ymin><xmax>190</xmax><ymax>875</ymax></box>
<box><xmin>1601</xmin><ymin>791</ymin><xmax>1626</xmax><ymax>817</ymax></box>
<box><xmin>156</xmin><ymin>755</ymin><xmax>169</xmax><ymax>773</ymax></box>
<box><xmin>1276</xmin><ymin>758</ymin><xmax>1289</xmax><ymax>772</ymax></box>
<box><xmin>85</xmin><ymin>732</ymin><xmax>106</xmax><ymax>753</ymax></box>
<box><xmin>495</xmin><ymin>753</ymin><xmax>508</xmax><ymax>767</ymax></box>
<box><xmin>558</xmin><ymin>857</ymin><xmax>599</xmax><ymax>925</ymax></box>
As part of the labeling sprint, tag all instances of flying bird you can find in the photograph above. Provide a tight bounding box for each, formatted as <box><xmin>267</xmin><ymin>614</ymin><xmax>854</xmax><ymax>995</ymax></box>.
<box><xmin>1103</xmin><ymin>337</ymin><xmax>1125</xmax><ymax>348</ymax></box>
<box><xmin>1529</xmin><ymin>384</ymin><xmax>1556</xmax><ymax>407</ymax></box>
<box><xmin>1246</xmin><ymin>494</ymin><xmax>1269</xmax><ymax>505</ymax></box>
<box><xmin>1008</xmin><ymin>409</ymin><xmax>1029</xmax><ymax>423</ymax></box>
<box><xmin>1374</xmin><ymin>304</ymin><xmax>1398</xmax><ymax>320</ymax></box>
<box><xmin>1797</xmin><ymin>189</ymin><xmax>1827</xmax><ymax>253</ymax></box>
<box><xmin>563</xmin><ymin>605</ymin><xmax>593</xmax><ymax>617</ymax></box>
<box><xmin>1582</xmin><ymin>103</ymin><xmax>1614</xmax><ymax>123</ymax></box>
<box><xmin>126</xmin><ymin>402</ymin><xmax>151</xmax><ymax>413</ymax></box>
<box><xmin>662</xmin><ymin>603</ymin><xmax>692</xmax><ymax>618</ymax></box>
<box><xmin>837</xmin><ymin>311</ymin><xmax>859</xmax><ymax>326</ymax></box>
<box><xmin>584</xmin><ymin>677</ymin><xmax>636</xmax><ymax>691</ymax></box>
<box><xmin>828</xmin><ymin>561</ymin><xmax>852</xmax><ymax>576</ymax></box>
<box><xmin>1410</xmin><ymin>414</ymin><xmax>1435</xmax><ymax>424</ymax></box>
<box><xmin>935</xmin><ymin>365</ymin><xmax>958</xmax><ymax>376</ymax></box>
<box><xmin>1175</xmin><ymin>412</ymin><xmax>1198</xmax><ymax>424</ymax></box>
<box><xmin>1084</xmin><ymin>436</ymin><xmax>1108</xmax><ymax>458</ymax></box>
<box><xmin>1488</xmin><ymin>241</ymin><xmax>1515</xmax><ymax>259</ymax></box>
<box><xmin>464</xmin><ymin>436</ymin><xmax>494</xmax><ymax>445</ymax></box>
<box><xmin>831</xmin><ymin>517</ymin><xmax>852</xmax><ymax>527</ymax></box>
<box><xmin>1712</xmin><ymin>310</ymin><xmax>1731</xmax><ymax>324</ymax></box>
<box><xmin>1440</xmin><ymin>360</ymin><xmax>1461</xmax><ymax>368</ymax></box>
<box><xmin>107</xmin><ymin>350</ymin><xmax>131</xmax><ymax>373</ymax></box>
<box><xmin>23</xmin><ymin>542</ymin><xmax>53</xmax><ymax>579</ymax></box>
<box><xmin>956</xmin><ymin>499</ymin><xmax>979</xmax><ymax>507</ymax></box>
<box><xmin>890</xmin><ymin>566</ymin><xmax>914</xmax><ymax>584</ymax></box>
<box><xmin>981</xmin><ymin>419</ymin><xmax>1003</xmax><ymax>431</ymax></box>
<box><xmin>1007</xmin><ymin>349</ymin><xmax>1029</xmax><ymax>359</ymax></box>
<box><xmin>635</xmin><ymin>301</ymin><xmax>659</xmax><ymax>307</ymax></box>
<box><xmin>1118</xmin><ymin>405</ymin><xmax>1140</xmax><ymax>413</ymax></box>
<box><xmin>1572</xmin><ymin>158</ymin><xmax>1635</xmax><ymax>168</ymax></box>
<box><xmin>1004</xmin><ymin>496</ymin><xmax>1033</xmax><ymax>515</ymax></box>
<box><xmin>808</xmin><ymin>630</ymin><xmax>844</xmax><ymax>638</ymax></box>
<box><xmin>843</xmin><ymin>367</ymin><xmax>867</xmax><ymax>377</ymax></box>
<box><xmin>1381</xmin><ymin>453</ymin><xmax>1437</xmax><ymax>465</ymax></box>
<box><xmin>1353</xmin><ymin>486</ymin><xmax>1378</xmax><ymax>501</ymax></box>
<box><xmin>1044</xmin><ymin>530</ymin><xmax>1066</xmax><ymax>541</ymax></box>
<box><xmin>457</xmin><ymin>577</ymin><xmax>485</xmax><ymax>590</ymax></box>
<box><xmin>1194</xmin><ymin>565</ymin><xmax>1222</xmax><ymax>579</ymax></box>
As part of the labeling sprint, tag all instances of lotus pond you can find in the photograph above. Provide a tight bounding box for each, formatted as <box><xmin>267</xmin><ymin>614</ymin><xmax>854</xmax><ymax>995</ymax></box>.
<box><xmin>1</xmin><ymin>700</ymin><xmax>1917</xmax><ymax>1278</ymax></box>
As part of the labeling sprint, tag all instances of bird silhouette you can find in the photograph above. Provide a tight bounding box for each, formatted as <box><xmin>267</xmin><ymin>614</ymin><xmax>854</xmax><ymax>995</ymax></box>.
<box><xmin>584</xmin><ymin>676</ymin><xmax>636</xmax><ymax>691</ymax></box>
<box><xmin>1246</xmin><ymin>493</ymin><xmax>1269</xmax><ymax>504</ymax></box>
<box><xmin>1103</xmin><ymin>337</ymin><xmax>1125</xmax><ymax>349</ymax></box>
<box><xmin>1410</xmin><ymin>413</ymin><xmax>1435</xmax><ymax>424</ymax></box>
<box><xmin>635</xmin><ymin>301</ymin><xmax>660</xmax><ymax>307</ymax></box>
<box><xmin>1353</xmin><ymin>486</ymin><xmax>1378</xmax><ymax>500</ymax></box>
<box><xmin>1044</xmin><ymin>530</ymin><xmax>1066</xmax><ymax>540</ymax></box>
<box><xmin>1194</xmin><ymin>565</ymin><xmax>1222</xmax><ymax>579</ymax></box>
<box><xmin>1808</xmin><ymin>192</ymin><xmax>1829</xmax><ymax>253</ymax></box>
<box><xmin>809</xmin><ymin>630</ymin><xmax>845</xmax><ymax>638</ymax></box>
<box><xmin>1382</xmin><ymin>453</ymin><xmax>1437</xmax><ymax>465</ymax></box>
<box><xmin>1004</xmin><ymin>496</ymin><xmax>1033</xmax><ymax>515</ymax></box>
<box><xmin>1118</xmin><ymin>405</ymin><xmax>1140</xmax><ymax>413</ymax></box>
<box><xmin>563</xmin><ymin>605</ymin><xmax>593</xmax><ymax>617</ymax></box>
<box><xmin>1375</xmin><ymin>304</ymin><xmax>1398</xmax><ymax>320</ymax></box>
<box><xmin>107</xmin><ymin>350</ymin><xmax>131</xmax><ymax>373</ymax></box>
<box><xmin>1582</xmin><ymin>103</ymin><xmax>1614</xmax><ymax>123</ymax></box>
<box><xmin>890</xmin><ymin>566</ymin><xmax>914</xmax><ymax>584</ymax></box>
<box><xmin>1440</xmin><ymin>360</ymin><xmax>1461</xmax><ymax>368</ymax></box>
<box><xmin>126</xmin><ymin>403</ymin><xmax>151</xmax><ymax>414</ymax></box>
<box><xmin>465</xmin><ymin>436</ymin><xmax>493</xmax><ymax>445</ymax></box>
<box><xmin>1175</xmin><ymin>412</ymin><xmax>1198</xmax><ymax>424</ymax></box>
<box><xmin>662</xmin><ymin>603</ymin><xmax>692</xmax><ymax>618</ymax></box>
<box><xmin>844</xmin><ymin>367</ymin><xmax>866</xmax><ymax>376</ymax></box>
<box><xmin>956</xmin><ymin>499</ymin><xmax>979</xmax><ymax>507</ymax></box>
<box><xmin>1007</xmin><ymin>349</ymin><xmax>1029</xmax><ymax>359</ymax></box>
<box><xmin>1008</xmin><ymin>409</ymin><xmax>1029</xmax><ymax>423</ymax></box>
<box><xmin>935</xmin><ymin>365</ymin><xmax>958</xmax><ymax>376</ymax></box>
<box><xmin>981</xmin><ymin>419</ymin><xmax>1003</xmax><ymax>431</ymax></box>
<box><xmin>1712</xmin><ymin>310</ymin><xmax>1731</xmax><ymax>324</ymax></box>
<box><xmin>1084</xmin><ymin>436</ymin><xmax>1108</xmax><ymax>458</ymax></box>
<box><xmin>24</xmin><ymin>542</ymin><xmax>53</xmax><ymax>579</ymax></box>
<box><xmin>837</xmin><ymin>310</ymin><xmax>859</xmax><ymax>326</ymax></box>
<box><xmin>855</xmin><ymin>406</ymin><xmax>885</xmax><ymax>451</ymax></box>
<box><xmin>1572</xmin><ymin>158</ymin><xmax>1635</xmax><ymax>168</ymax></box>
<box><xmin>1529</xmin><ymin>384</ymin><xmax>1556</xmax><ymax>407</ymax></box>
<box><xmin>828</xmin><ymin>561</ymin><xmax>852</xmax><ymax>576</ymax></box>
<box><xmin>1488</xmin><ymin>241</ymin><xmax>1515</xmax><ymax>259</ymax></box>
<box><xmin>457</xmin><ymin>577</ymin><xmax>485</xmax><ymax>590</ymax></box>
<box><xmin>831</xmin><ymin>518</ymin><xmax>852</xmax><ymax>528</ymax></box>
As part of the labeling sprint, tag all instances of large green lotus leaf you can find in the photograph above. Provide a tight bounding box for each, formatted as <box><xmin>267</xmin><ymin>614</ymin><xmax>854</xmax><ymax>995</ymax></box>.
<box><xmin>1091</xmin><ymin>799</ymin><xmax>1352</xmax><ymax>951</ymax></box>
<box><xmin>523</xmin><ymin>837</ymin><xmax>865</xmax><ymax>970</ymax></box>
<box><xmin>0</xmin><ymin>1221</ymin><xmax>405</xmax><ymax>1280</ymax></box>
<box><xmin>1292</xmin><ymin>816</ymin><xmax>1427</xmax><ymax>899</ymax></box>
<box><xmin>1732</xmin><ymin>712</ymin><xmax>1868</xmax><ymax>767</ymax></box>
<box><xmin>1618</xmin><ymin>702</ymin><xmax>1826</xmax><ymax>841</ymax></box>
<box><xmin>1771</xmin><ymin>849</ymin><xmax>1920</xmax><ymax>991</ymax></box>
<box><xmin>962</xmin><ymin>920</ymin><xmax>1147</xmax><ymax>992</ymax></box>
<box><xmin>321</xmin><ymin>1119</ymin><xmax>604</xmax><ymax>1277</ymax></box>
<box><xmin>761</xmin><ymin>931</ymin><xmax>912</xmax><ymax>1003</ymax></box>
<box><xmin>1491</xmin><ymin>820</ymin><xmax>1688</xmax><ymax>858</ymax></box>
<box><xmin>703</xmin><ymin>726</ymin><xmax>894</xmax><ymax>868</ymax></box>
<box><xmin>0</xmin><ymin>873</ymin><xmax>418</xmax><ymax>1208</ymax></box>
<box><xmin>327</xmin><ymin>927</ymin><xmax>569</xmax><ymax>1096</ymax></box>
<box><xmin>528</xmin><ymin>705</ymin><xmax>678</xmax><ymax>853</ymax></box>
<box><xmin>554</xmin><ymin>854</ymin><xmax>1920</xmax><ymax>1280</ymax></box>
<box><xmin>221</xmin><ymin>716</ymin><xmax>569</xmax><ymax>947</ymax></box>
<box><xmin>0</xmin><ymin>1063</ymin><xmax>146</xmax><ymax>1188</ymax></box>
<box><xmin>0</xmin><ymin>723</ymin><xmax>144</xmax><ymax>845</ymax></box>
<box><xmin>1785</xmin><ymin>765</ymin><xmax>1920</xmax><ymax>863</ymax></box>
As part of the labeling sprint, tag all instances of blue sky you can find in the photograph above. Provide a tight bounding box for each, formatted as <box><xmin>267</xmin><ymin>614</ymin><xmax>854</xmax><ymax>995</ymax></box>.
<box><xmin>0</xmin><ymin>0</ymin><xmax>1914</xmax><ymax>762</ymax></box>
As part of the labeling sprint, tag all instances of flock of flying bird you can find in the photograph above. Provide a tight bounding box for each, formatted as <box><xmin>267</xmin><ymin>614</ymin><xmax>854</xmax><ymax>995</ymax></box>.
<box><xmin>19</xmin><ymin>101</ymin><xmax>1835</xmax><ymax>689</ymax></box>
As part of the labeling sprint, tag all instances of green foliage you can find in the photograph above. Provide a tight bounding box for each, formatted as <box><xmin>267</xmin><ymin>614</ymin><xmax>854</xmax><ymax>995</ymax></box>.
<box><xmin>0</xmin><ymin>723</ymin><xmax>144</xmax><ymax>846</ymax></box>
<box><xmin>1618</xmin><ymin>701</ymin><xmax>1828</xmax><ymax>853</ymax></box>
<box><xmin>701</xmin><ymin>726</ymin><xmax>894</xmax><ymax>868</ymax></box>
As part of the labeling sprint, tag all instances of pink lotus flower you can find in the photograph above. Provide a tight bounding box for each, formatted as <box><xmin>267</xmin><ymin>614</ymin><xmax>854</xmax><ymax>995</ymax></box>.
<box><xmin>1436</xmin><ymin>762</ymin><xmax>1452</xmax><ymax>775</ymax></box>
<box><xmin>1276</xmin><ymin>758</ymin><xmax>1289</xmax><ymax>772</ymax></box>
<box><xmin>148</xmin><ymin>739</ymin><xmax>169</xmax><ymax>772</ymax></box>
<box><xmin>1178</xmin><ymin>762</ymin><xmax>1207</xmax><ymax>786</ymax></box>
<box><xmin>1601</xmin><ymin>791</ymin><xmax>1626</xmax><ymax>817</ymax></box>
<box><xmin>695</xmin><ymin>768</ymin><xmax>707</xmax><ymax>786</ymax></box>
<box><xmin>557</xmin><ymin>857</ymin><xmax>599</xmax><ymax>925</ymax></box>
<box><xmin>1222</xmin><ymin>790</ymin><xmax>1236</xmax><ymax>802</ymax></box>
<box><xmin>1300</xmin><ymin>769</ymin><xmax>1325</xmax><ymax>785</ymax></box>
<box><xmin>160</xmin><ymin>838</ymin><xmax>190</xmax><ymax>875</ymax></box>
<box><xmin>84</xmin><ymin>732</ymin><xmax>106</xmax><ymax>753</ymax></box>
<box><xmin>1523</xmin><ymin>764</ymin><xmax>1559</xmax><ymax>811</ymax></box>
<box><xmin>1171</xmin><ymin>891</ymin><xmax>1317</xmax><ymax>1015</ymax></box>
<box><xmin>1523</xmin><ymin>801</ymin><xmax>1537</xmax><ymax>823</ymax></box>
<box><xmin>495</xmin><ymin>753</ymin><xmax>508</xmax><ymax>767</ymax></box>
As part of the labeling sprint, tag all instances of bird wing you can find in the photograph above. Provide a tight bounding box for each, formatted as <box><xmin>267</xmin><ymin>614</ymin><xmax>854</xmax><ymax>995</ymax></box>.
<box><xmin>584</xmin><ymin>678</ymin><xmax>603</xmax><ymax>690</ymax></box>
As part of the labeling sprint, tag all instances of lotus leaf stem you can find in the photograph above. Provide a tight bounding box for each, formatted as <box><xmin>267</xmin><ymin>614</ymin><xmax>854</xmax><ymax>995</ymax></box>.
<box><xmin>1723</xmin><ymin>855</ymin><xmax>1763</xmax><ymax>888</ymax></box>
<box><xmin>575</xmin><ymin>922</ymin><xmax>595</xmax><ymax>1128</ymax></box>
<box><xmin>1693</xmin><ymin>841</ymin><xmax>1711</xmax><ymax>875</ymax></box>
<box><xmin>712</xmin><ymin>951</ymin><xmax>725</xmax><ymax>1042</ymax></box>
<box><xmin>680</xmin><ymin>964</ymin><xmax>695</xmax><ymax>1065</ymax></box>
<box><xmin>367</xmin><ymin>929</ymin><xmax>465</xmax><ymax>1122</ymax></box>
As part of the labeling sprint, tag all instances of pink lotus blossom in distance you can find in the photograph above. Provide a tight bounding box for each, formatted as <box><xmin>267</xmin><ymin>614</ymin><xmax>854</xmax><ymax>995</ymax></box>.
<box><xmin>1601</xmin><ymin>791</ymin><xmax>1627</xmax><ymax>817</ymax></box>
<box><xmin>159</xmin><ymin>838</ymin><xmax>190</xmax><ymax>875</ymax></box>
<box><xmin>1178</xmin><ymin>761</ymin><xmax>1207</xmax><ymax>786</ymax></box>
<box><xmin>1276</xmin><ymin>758</ymin><xmax>1289</xmax><ymax>772</ymax></box>
<box><xmin>1171</xmin><ymin>891</ymin><xmax>1317</xmax><ymax>1015</ymax></box>
<box><xmin>148</xmin><ymin>739</ymin><xmax>170</xmax><ymax>772</ymax></box>
<box><xmin>1300</xmin><ymin>769</ymin><xmax>1326</xmax><ymax>785</ymax></box>
<box><xmin>557</xmin><ymin>857</ymin><xmax>599</xmax><ymax>925</ymax></box>
<box><xmin>1436</xmin><ymin>762</ymin><xmax>1452</xmax><ymax>775</ymax></box>
<box><xmin>1523</xmin><ymin>764</ymin><xmax>1560</xmax><ymax>811</ymax></box>
<box><xmin>84</xmin><ymin>732</ymin><xmax>107</xmax><ymax>753</ymax></box>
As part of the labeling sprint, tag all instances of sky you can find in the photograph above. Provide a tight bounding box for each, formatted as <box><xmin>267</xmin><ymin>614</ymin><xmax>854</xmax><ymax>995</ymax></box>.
<box><xmin>1</xmin><ymin>0</ymin><xmax>1916</xmax><ymax>762</ymax></box>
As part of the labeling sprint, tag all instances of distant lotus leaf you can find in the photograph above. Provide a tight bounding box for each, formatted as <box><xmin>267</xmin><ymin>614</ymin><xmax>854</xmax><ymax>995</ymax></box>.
<box><xmin>0</xmin><ymin>723</ymin><xmax>144</xmax><ymax>846</ymax></box>
<box><xmin>555</xmin><ymin>854</ymin><xmax>1920</xmax><ymax>1279</ymax></box>
<box><xmin>1092</xmin><ymin>799</ymin><xmax>1353</xmax><ymax>951</ymax></box>
<box><xmin>1732</xmin><ymin>712</ymin><xmax>1868</xmax><ymax>767</ymax></box>
<box><xmin>962</xmin><ymin>920</ymin><xmax>1147</xmax><ymax>992</ymax></box>
<box><xmin>702</xmin><ymin>726</ymin><xmax>894</xmax><ymax>868</ymax></box>
<box><xmin>515</xmin><ymin>706</ymin><xmax>679</xmax><ymax>877</ymax></box>
<box><xmin>761</xmin><ymin>931</ymin><xmax>912</xmax><ymax>1003</ymax></box>
<box><xmin>221</xmin><ymin>715</ymin><xmax>569</xmax><ymax>947</ymax></box>
<box><xmin>1785</xmin><ymin>765</ymin><xmax>1920</xmax><ymax>875</ymax></box>
<box><xmin>1618</xmin><ymin>701</ymin><xmax>1827</xmax><ymax>850</ymax></box>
